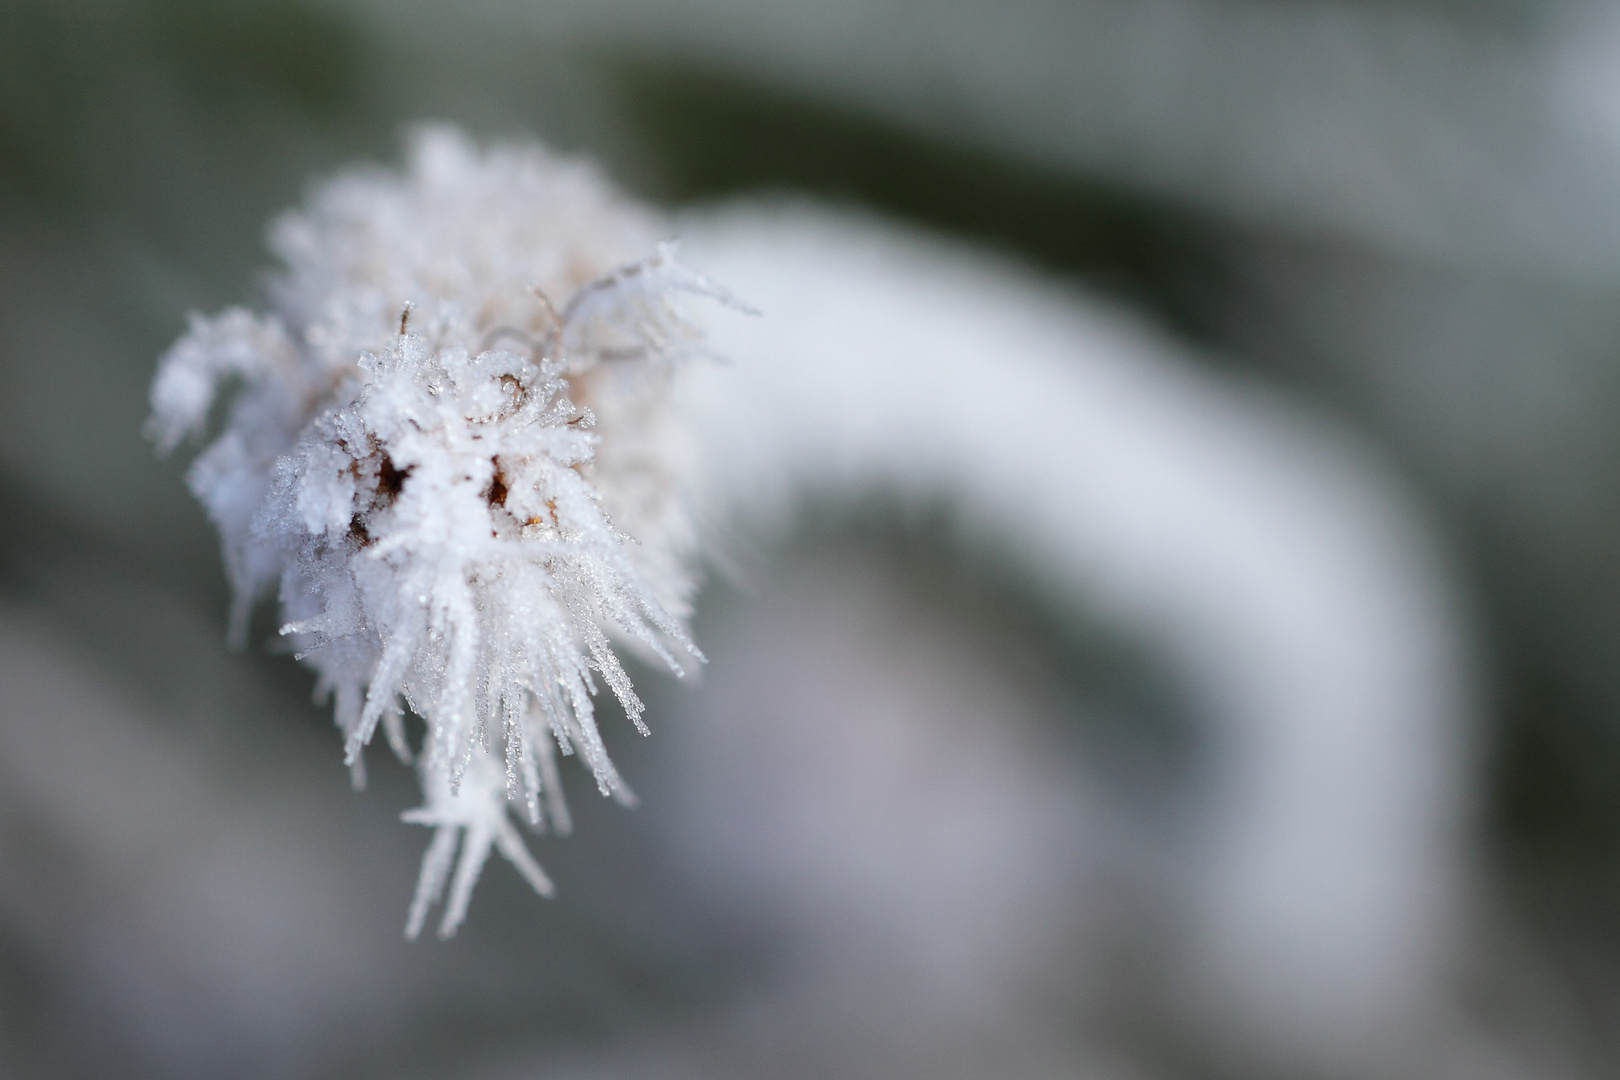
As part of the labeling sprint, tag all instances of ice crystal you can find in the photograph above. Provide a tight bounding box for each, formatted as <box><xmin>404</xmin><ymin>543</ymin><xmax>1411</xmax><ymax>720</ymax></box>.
<box><xmin>149</xmin><ymin>126</ymin><xmax>736</xmax><ymax>938</ymax></box>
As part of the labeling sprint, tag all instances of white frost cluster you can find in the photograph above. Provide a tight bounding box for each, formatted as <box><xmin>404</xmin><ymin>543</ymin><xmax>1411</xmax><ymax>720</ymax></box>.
<box><xmin>149</xmin><ymin>127</ymin><xmax>734</xmax><ymax>938</ymax></box>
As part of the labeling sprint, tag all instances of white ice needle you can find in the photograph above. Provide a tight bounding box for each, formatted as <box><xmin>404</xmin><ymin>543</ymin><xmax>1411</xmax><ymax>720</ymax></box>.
<box><xmin>151</xmin><ymin>127</ymin><xmax>741</xmax><ymax>937</ymax></box>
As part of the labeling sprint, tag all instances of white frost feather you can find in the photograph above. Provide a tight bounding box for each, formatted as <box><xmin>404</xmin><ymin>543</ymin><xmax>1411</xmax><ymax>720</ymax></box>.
<box><xmin>151</xmin><ymin>127</ymin><xmax>730</xmax><ymax>938</ymax></box>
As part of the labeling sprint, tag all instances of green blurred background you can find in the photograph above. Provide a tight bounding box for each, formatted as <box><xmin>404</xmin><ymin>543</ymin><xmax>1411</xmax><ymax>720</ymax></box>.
<box><xmin>8</xmin><ymin>0</ymin><xmax>1620</xmax><ymax>1075</ymax></box>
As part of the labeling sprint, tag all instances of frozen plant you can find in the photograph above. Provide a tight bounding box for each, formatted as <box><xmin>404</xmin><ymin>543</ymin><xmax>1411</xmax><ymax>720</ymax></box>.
<box><xmin>148</xmin><ymin>126</ymin><xmax>739</xmax><ymax>938</ymax></box>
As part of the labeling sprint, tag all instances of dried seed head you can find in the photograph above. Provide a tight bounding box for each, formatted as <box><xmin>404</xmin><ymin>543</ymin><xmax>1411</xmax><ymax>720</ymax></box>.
<box><xmin>150</xmin><ymin>125</ymin><xmax>741</xmax><ymax>938</ymax></box>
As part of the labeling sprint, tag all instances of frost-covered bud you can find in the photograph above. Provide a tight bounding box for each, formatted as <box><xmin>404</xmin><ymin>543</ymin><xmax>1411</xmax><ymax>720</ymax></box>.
<box><xmin>150</xmin><ymin>126</ymin><xmax>737</xmax><ymax>938</ymax></box>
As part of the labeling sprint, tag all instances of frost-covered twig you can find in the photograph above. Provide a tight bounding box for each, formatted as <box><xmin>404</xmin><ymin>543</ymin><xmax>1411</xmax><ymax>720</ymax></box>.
<box><xmin>674</xmin><ymin>206</ymin><xmax>1475</xmax><ymax>1071</ymax></box>
<box><xmin>150</xmin><ymin>127</ymin><xmax>737</xmax><ymax>938</ymax></box>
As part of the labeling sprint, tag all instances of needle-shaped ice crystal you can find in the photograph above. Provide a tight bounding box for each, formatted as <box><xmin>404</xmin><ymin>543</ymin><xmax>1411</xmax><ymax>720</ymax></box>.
<box><xmin>150</xmin><ymin>126</ymin><xmax>739</xmax><ymax>937</ymax></box>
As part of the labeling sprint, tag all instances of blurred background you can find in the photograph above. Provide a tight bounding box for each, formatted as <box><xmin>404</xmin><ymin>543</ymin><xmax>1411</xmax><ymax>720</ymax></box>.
<box><xmin>6</xmin><ymin>0</ymin><xmax>1620</xmax><ymax>1076</ymax></box>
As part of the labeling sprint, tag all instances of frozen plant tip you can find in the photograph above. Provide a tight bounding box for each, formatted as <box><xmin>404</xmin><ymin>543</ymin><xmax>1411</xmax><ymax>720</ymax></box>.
<box><xmin>149</xmin><ymin>126</ymin><xmax>741</xmax><ymax>938</ymax></box>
